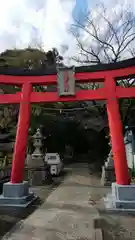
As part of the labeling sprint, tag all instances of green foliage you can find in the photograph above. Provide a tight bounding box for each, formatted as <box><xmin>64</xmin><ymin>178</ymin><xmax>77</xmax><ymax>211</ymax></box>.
<box><xmin>0</xmin><ymin>47</ymin><xmax>63</xmax><ymax>70</ymax></box>
<box><xmin>0</xmin><ymin>47</ymin><xmax>63</xmax><ymax>133</ymax></box>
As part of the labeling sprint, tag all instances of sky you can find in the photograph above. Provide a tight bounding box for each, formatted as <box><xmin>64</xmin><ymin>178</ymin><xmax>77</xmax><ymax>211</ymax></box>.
<box><xmin>0</xmin><ymin>0</ymin><xmax>94</xmax><ymax>54</ymax></box>
<box><xmin>72</xmin><ymin>0</ymin><xmax>88</xmax><ymax>23</ymax></box>
<box><xmin>0</xmin><ymin>0</ymin><xmax>135</xmax><ymax>64</ymax></box>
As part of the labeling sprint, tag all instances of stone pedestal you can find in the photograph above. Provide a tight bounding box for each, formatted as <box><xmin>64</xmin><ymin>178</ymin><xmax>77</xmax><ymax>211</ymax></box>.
<box><xmin>29</xmin><ymin>167</ymin><xmax>46</xmax><ymax>186</ymax></box>
<box><xmin>0</xmin><ymin>181</ymin><xmax>37</xmax><ymax>207</ymax></box>
<box><xmin>104</xmin><ymin>182</ymin><xmax>135</xmax><ymax>211</ymax></box>
<box><xmin>27</xmin><ymin>129</ymin><xmax>46</xmax><ymax>186</ymax></box>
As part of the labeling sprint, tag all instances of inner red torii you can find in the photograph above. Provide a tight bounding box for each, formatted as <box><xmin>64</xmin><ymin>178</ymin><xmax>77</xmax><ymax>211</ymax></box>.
<box><xmin>1</xmin><ymin>58</ymin><xmax>135</xmax><ymax>186</ymax></box>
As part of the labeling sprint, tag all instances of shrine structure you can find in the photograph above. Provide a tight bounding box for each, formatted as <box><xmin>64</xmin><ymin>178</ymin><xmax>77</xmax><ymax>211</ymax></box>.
<box><xmin>0</xmin><ymin>58</ymin><xmax>135</xmax><ymax>209</ymax></box>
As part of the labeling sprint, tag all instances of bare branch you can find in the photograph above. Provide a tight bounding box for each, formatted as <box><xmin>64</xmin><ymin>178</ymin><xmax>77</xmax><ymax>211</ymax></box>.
<box><xmin>70</xmin><ymin>4</ymin><xmax>135</xmax><ymax>65</ymax></box>
<box><xmin>75</xmin><ymin>19</ymin><xmax>117</xmax><ymax>58</ymax></box>
<box><xmin>71</xmin><ymin>56</ymin><xmax>98</xmax><ymax>64</ymax></box>
<box><xmin>70</xmin><ymin>3</ymin><xmax>135</xmax><ymax>127</ymax></box>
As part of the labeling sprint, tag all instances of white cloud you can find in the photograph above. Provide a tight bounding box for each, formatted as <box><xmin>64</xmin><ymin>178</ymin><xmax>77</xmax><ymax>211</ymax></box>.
<box><xmin>0</xmin><ymin>0</ymin><xmax>135</xmax><ymax>66</ymax></box>
<box><xmin>42</xmin><ymin>0</ymin><xmax>75</xmax><ymax>50</ymax></box>
<box><xmin>60</xmin><ymin>0</ymin><xmax>135</xmax><ymax>65</ymax></box>
<box><xmin>68</xmin><ymin>0</ymin><xmax>135</xmax><ymax>65</ymax></box>
<box><xmin>0</xmin><ymin>0</ymin><xmax>75</xmax><ymax>53</ymax></box>
<box><xmin>100</xmin><ymin>0</ymin><xmax>135</xmax><ymax>9</ymax></box>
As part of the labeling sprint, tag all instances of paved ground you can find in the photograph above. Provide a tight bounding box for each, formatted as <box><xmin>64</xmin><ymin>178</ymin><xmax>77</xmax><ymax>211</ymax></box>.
<box><xmin>0</xmin><ymin>170</ymin><xmax>68</xmax><ymax>239</ymax></box>
<box><xmin>86</xmin><ymin>174</ymin><xmax>135</xmax><ymax>240</ymax></box>
<box><xmin>1</xmin><ymin>162</ymin><xmax>135</xmax><ymax>239</ymax></box>
<box><xmin>1</xmin><ymin>163</ymin><xmax>101</xmax><ymax>240</ymax></box>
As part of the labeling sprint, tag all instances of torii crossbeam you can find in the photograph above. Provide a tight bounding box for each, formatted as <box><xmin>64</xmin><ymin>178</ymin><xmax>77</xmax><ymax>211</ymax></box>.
<box><xmin>1</xmin><ymin>58</ymin><xmax>135</xmax><ymax>193</ymax></box>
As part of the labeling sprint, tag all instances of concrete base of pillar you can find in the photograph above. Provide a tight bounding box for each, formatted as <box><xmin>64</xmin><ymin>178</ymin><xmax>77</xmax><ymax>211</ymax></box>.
<box><xmin>0</xmin><ymin>181</ymin><xmax>37</xmax><ymax>207</ymax></box>
<box><xmin>104</xmin><ymin>182</ymin><xmax>135</xmax><ymax>211</ymax></box>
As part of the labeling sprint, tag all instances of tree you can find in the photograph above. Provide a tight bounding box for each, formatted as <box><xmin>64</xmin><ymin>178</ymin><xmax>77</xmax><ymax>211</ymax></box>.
<box><xmin>0</xmin><ymin>47</ymin><xmax>94</xmax><ymax>135</ymax></box>
<box><xmin>70</xmin><ymin>3</ymin><xmax>135</xmax><ymax>127</ymax></box>
<box><xmin>0</xmin><ymin>47</ymin><xmax>64</xmax><ymax>132</ymax></box>
<box><xmin>0</xmin><ymin>47</ymin><xmax>63</xmax><ymax>70</ymax></box>
<box><xmin>70</xmin><ymin>4</ymin><xmax>135</xmax><ymax>64</ymax></box>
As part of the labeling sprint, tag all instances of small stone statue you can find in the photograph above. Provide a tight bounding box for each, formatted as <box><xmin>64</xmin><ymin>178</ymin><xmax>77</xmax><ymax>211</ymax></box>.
<box><xmin>105</xmin><ymin>150</ymin><xmax>114</xmax><ymax>168</ymax></box>
<box><xmin>101</xmin><ymin>149</ymin><xmax>115</xmax><ymax>186</ymax></box>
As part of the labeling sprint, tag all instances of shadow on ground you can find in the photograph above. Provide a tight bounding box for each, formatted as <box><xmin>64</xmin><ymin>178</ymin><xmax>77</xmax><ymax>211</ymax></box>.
<box><xmin>0</xmin><ymin>198</ymin><xmax>42</xmax><ymax>239</ymax></box>
<box><xmin>88</xmin><ymin>174</ymin><xmax>135</xmax><ymax>240</ymax></box>
<box><xmin>0</xmin><ymin>170</ymin><xmax>68</xmax><ymax>239</ymax></box>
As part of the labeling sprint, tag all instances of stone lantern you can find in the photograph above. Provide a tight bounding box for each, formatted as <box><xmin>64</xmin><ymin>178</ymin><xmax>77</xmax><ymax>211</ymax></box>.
<box><xmin>28</xmin><ymin>128</ymin><xmax>46</xmax><ymax>185</ymax></box>
<box><xmin>31</xmin><ymin>128</ymin><xmax>44</xmax><ymax>166</ymax></box>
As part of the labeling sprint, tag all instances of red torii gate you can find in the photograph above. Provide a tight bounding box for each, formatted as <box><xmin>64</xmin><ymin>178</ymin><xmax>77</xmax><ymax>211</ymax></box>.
<box><xmin>1</xmin><ymin>58</ymin><xmax>135</xmax><ymax>186</ymax></box>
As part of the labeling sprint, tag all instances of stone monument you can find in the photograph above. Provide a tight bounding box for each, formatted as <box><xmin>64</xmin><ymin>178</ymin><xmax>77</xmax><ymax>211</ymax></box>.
<box><xmin>27</xmin><ymin>128</ymin><xmax>46</xmax><ymax>185</ymax></box>
<box><xmin>101</xmin><ymin>149</ymin><xmax>116</xmax><ymax>186</ymax></box>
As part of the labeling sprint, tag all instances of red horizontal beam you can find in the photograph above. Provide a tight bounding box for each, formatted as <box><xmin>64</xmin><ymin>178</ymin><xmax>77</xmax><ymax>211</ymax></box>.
<box><xmin>116</xmin><ymin>86</ymin><xmax>135</xmax><ymax>99</ymax></box>
<box><xmin>111</xmin><ymin>66</ymin><xmax>135</xmax><ymax>78</ymax></box>
<box><xmin>75</xmin><ymin>66</ymin><xmax>135</xmax><ymax>81</ymax></box>
<box><xmin>0</xmin><ymin>86</ymin><xmax>134</xmax><ymax>105</ymax></box>
<box><xmin>0</xmin><ymin>89</ymin><xmax>106</xmax><ymax>104</ymax></box>
<box><xmin>30</xmin><ymin>89</ymin><xmax>106</xmax><ymax>103</ymax></box>
<box><xmin>0</xmin><ymin>75</ymin><xmax>56</xmax><ymax>85</ymax></box>
<box><xmin>0</xmin><ymin>65</ymin><xmax>135</xmax><ymax>85</ymax></box>
<box><xmin>0</xmin><ymin>73</ymin><xmax>103</xmax><ymax>85</ymax></box>
<box><xmin>0</xmin><ymin>92</ymin><xmax>21</xmax><ymax>104</ymax></box>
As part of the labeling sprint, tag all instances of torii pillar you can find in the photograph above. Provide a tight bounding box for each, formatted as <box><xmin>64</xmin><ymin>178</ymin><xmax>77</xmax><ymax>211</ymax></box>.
<box><xmin>11</xmin><ymin>83</ymin><xmax>32</xmax><ymax>183</ymax></box>
<box><xmin>0</xmin><ymin>83</ymin><xmax>37</xmax><ymax>207</ymax></box>
<box><xmin>105</xmin><ymin>76</ymin><xmax>129</xmax><ymax>185</ymax></box>
<box><xmin>104</xmin><ymin>76</ymin><xmax>135</xmax><ymax>210</ymax></box>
